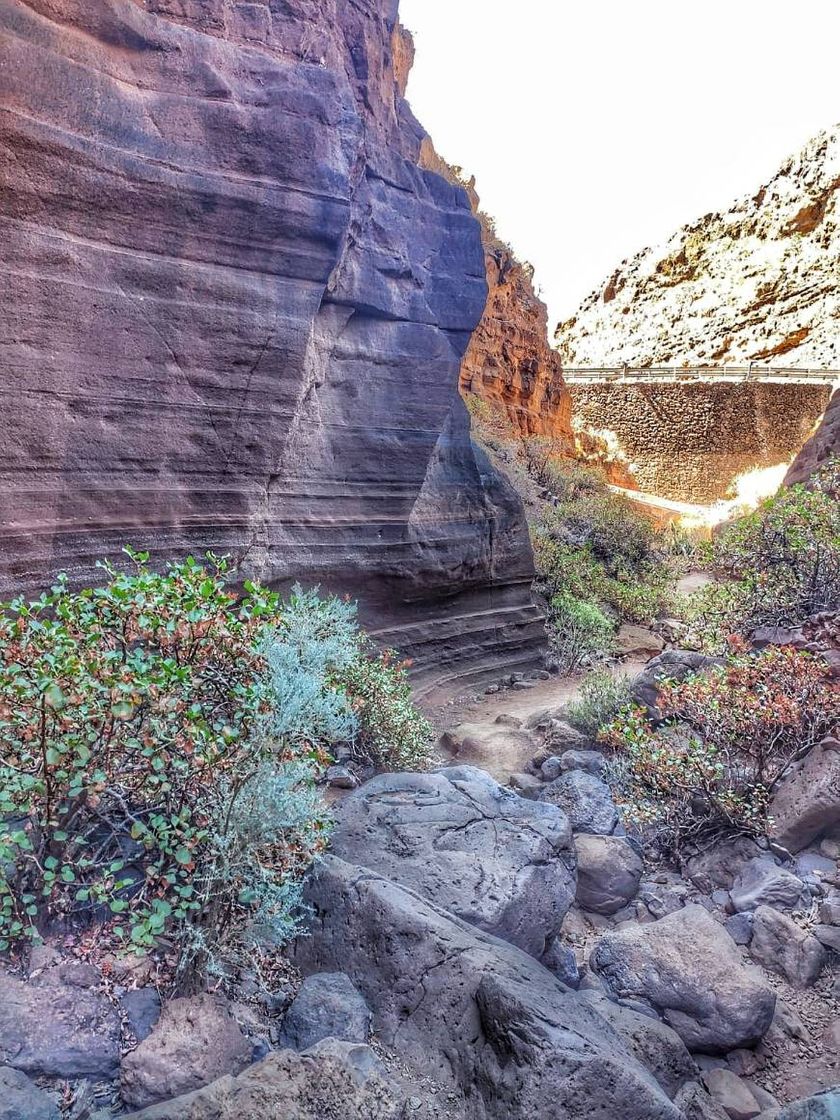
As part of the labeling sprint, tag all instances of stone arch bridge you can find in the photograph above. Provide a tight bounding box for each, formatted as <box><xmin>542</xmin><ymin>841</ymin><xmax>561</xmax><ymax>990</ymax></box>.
<box><xmin>565</xmin><ymin>367</ymin><xmax>837</xmax><ymax>503</ymax></box>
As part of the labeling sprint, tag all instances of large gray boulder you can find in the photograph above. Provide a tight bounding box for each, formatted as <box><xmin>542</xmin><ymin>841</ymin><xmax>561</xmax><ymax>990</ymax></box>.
<box><xmin>330</xmin><ymin>767</ymin><xmax>576</xmax><ymax>960</ymax></box>
<box><xmin>729</xmin><ymin>857</ymin><xmax>806</xmax><ymax>913</ymax></box>
<box><xmin>768</xmin><ymin>737</ymin><xmax>840</xmax><ymax>854</ymax></box>
<box><xmin>0</xmin><ymin>961</ymin><xmax>120</xmax><ymax>1078</ymax></box>
<box><xmin>589</xmin><ymin>905</ymin><xmax>776</xmax><ymax>1053</ymax></box>
<box><xmin>294</xmin><ymin>855</ymin><xmax>684</xmax><ymax>1120</ymax></box>
<box><xmin>539</xmin><ymin>769</ymin><xmax>619</xmax><ymax>835</ymax></box>
<box><xmin>123</xmin><ymin>1041</ymin><xmax>401</xmax><ymax>1119</ymax></box>
<box><xmin>0</xmin><ymin>1067</ymin><xmax>59</xmax><ymax>1120</ymax></box>
<box><xmin>574</xmin><ymin>834</ymin><xmax>644</xmax><ymax>915</ymax></box>
<box><xmin>749</xmin><ymin>906</ymin><xmax>826</xmax><ymax>988</ymax></box>
<box><xmin>280</xmin><ymin>973</ymin><xmax>370</xmax><ymax>1050</ymax></box>
<box><xmin>630</xmin><ymin>652</ymin><xmax>723</xmax><ymax>722</ymax></box>
<box><xmin>121</xmin><ymin>994</ymin><xmax>252</xmax><ymax>1110</ymax></box>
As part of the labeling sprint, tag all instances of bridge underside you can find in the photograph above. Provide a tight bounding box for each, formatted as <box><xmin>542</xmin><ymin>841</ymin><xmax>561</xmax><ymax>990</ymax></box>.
<box><xmin>569</xmin><ymin>380</ymin><xmax>833</xmax><ymax>504</ymax></box>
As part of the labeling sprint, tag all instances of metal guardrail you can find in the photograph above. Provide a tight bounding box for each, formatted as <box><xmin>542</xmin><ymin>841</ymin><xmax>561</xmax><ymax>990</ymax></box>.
<box><xmin>563</xmin><ymin>365</ymin><xmax>840</xmax><ymax>385</ymax></box>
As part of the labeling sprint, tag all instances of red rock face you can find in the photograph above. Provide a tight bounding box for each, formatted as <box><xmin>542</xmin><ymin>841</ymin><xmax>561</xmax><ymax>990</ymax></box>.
<box><xmin>0</xmin><ymin>0</ymin><xmax>544</xmax><ymax>687</ymax></box>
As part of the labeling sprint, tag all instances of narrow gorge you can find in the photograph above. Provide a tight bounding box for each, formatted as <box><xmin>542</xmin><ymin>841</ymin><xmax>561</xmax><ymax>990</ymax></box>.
<box><xmin>0</xmin><ymin>4</ymin><xmax>838</xmax><ymax>1120</ymax></box>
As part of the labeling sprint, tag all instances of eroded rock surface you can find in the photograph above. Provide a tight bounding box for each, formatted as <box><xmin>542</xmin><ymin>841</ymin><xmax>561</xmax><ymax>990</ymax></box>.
<box><xmin>294</xmin><ymin>854</ymin><xmax>684</xmax><ymax>1120</ymax></box>
<box><xmin>0</xmin><ymin>0</ymin><xmax>544</xmax><ymax>690</ymax></box>
<box><xmin>330</xmin><ymin>766</ymin><xmax>576</xmax><ymax>960</ymax></box>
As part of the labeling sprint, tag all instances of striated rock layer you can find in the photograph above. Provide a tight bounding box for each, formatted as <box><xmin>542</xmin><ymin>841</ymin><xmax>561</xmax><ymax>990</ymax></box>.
<box><xmin>0</xmin><ymin>0</ymin><xmax>545</xmax><ymax>690</ymax></box>
<box><xmin>420</xmin><ymin>145</ymin><xmax>572</xmax><ymax>442</ymax></box>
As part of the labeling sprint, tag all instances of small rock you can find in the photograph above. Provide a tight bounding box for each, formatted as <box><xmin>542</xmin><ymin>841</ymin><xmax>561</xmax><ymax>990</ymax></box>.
<box><xmin>724</xmin><ymin>913</ymin><xmax>754</xmax><ymax>946</ymax></box>
<box><xmin>0</xmin><ymin>1066</ymin><xmax>60</xmax><ymax>1120</ymax></box>
<box><xmin>327</xmin><ymin>765</ymin><xmax>360</xmax><ymax>790</ymax></box>
<box><xmin>822</xmin><ymin>1019</ymin><xmax>840</xmax><ymax>1050</ymax></box>
<box><xmin>767</xmin><ymin>735</ymin><xmax>840</xmax><ymax>853</ymax></box>
<box><xmin>749</xmin><ymin>906</ymin><xmax>826</xmax><ymax>987</ymax></box>
<box><xmin>700</xmin><ymin>1068</ymin><xmax>761</xmax><ymax>1120</ymax></box>
<box><xmin>616</xmin><ymin>624</ymin><xmax>665</xmax><ymax>658</ymax></box>
<box><xmin>120</xmin><ymin>993</ymin><xmax>252</xmax><ymax>1110</ymax></box>
<box><xmin>777</xmin><ymin>1089</ymin><xmax>840</xmax><ymax>1118</ymax></box>
<box><xmin>511</xmin><ymin>680</ymin><xmax>535</xmax><ymax>690</ymax></box>
<box><xmin>726</xmin><ymin>1049</ymin><xmax>762</xmax><ymax>1078</ymax></box>
<box><xmin>540</xmin><ymin>756</ymin><xmax>564</xmax><ymax>781</ymax></box>
<box><xmin>121</xmin><ymin>988</ymin><xmax>162</xmax><ymax>1044</ymax></box>
<box><xmin>560</xmin><ymin>748</ymin><xmax>607</xmax><ymax>775</ymax></box>
<box><xmin>540</xmin><ymin>939</ymin><xmax>580</xmax><ymax>987</ymax></box>
<box><xmin>574</xmin><ymin>834</ymin><xmax>643</xmax><ymax>915</ymax></box>
<box><xmin>508</xmin><ymin>772</ymin><xmax>542</xmax><ymax>799</ymax></box>
<box><xmin>730</xmin><ymin>858</ymin><xmax>805</xmax><ymax>913</ymax></box>
<box><xmin>675</xmin><ymin>1079</ymin><xmax>731</xmax><ymax>1120</ymax></box>
<box><xmin>484</xmin><ymin>684</ymin><xmax>500</xmax><ymax>695</ymax></box>
<box><xmin>818</xmin><ymin>892</ymin><xmax>840</xmax><ymax>924</ymax></box>
<box><xmin>819</xmin><ymin>839</ymin><xmax>840</xmax><ymax>860</ymax></box>
<box><xmin>539</xmin><ymin>769</ymin><xmax>619</xmax><ymax>835</ymax></box>
<box><xmin>280</xmin><ymin>973</ymin><xmax>371</xmax><ymax>1050</ymax></box>
<box><xmin>745</xmin><ymin>1083</ymin><xmax>779</xmax><ymax>1112</ymax></box>
<box><xmin>529</xmin><ymin>670</ymin><xmax>551</xmax><ymax>681</ymax></box>
<box><xmin>813</xmin><ymin>924</ymin><xmax>840</xmax><ymax>952</ymax></box>
<box><xmin>494</xmin><ymin>713</ymin><xmax>523</xmax><ymax>728</ymax></box>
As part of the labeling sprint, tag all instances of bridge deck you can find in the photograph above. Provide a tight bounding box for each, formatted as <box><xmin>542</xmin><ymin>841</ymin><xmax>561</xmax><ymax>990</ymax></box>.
<box><xmin>563</xmin><ymin>365</ymin><xmax>840</xmax><ymax>385</ymax></box>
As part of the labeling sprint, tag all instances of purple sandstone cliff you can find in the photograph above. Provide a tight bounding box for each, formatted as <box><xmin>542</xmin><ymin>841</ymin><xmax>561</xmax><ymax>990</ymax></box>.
<box><xmin>0</xmin><ymin>0</ymin><xmax>544</xmax><ymax>690</ymax></box>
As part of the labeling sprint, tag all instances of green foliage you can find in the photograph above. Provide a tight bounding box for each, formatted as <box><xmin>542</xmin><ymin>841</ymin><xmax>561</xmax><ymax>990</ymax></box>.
<box><xmin>530</xmin><ymin>459</ymin><xmax>676</xmax><ymax>634</ymax></box>
<box><xmin>336</xmin><ymin>643</ymin><xmax>434</xmax><ymax>772</ymax></box>
<box><xmin>547</xmin><ymin>592</ymin><xmax>614</xmax><ymax>674</ymax></box>
<box><xmin>601</xmin><ymin>646</ymin><xmax>840</xmax><ymax>858</ymax></box>
<box><xmin>688</xmin><ymin>466</ymin><xmax>840</xmax><ymax>648</ymax></box>
<box><xmin>0</xmin><ymin>552</ymin><xmax>426</xmax><ymax>972</ymax></box>
<box><xmin>564</xmin><ymin>669</ymin><xmax>634</xmax><ymax>738</ymax></box>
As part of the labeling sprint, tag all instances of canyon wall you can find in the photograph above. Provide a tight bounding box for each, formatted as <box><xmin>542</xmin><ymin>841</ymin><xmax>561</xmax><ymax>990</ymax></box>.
<box><xmin>419</xmin><ymin>145</ymin><xmax>572</xmax><ymax>442</ymax></box>
<box><xmin>0</xmin><ymin>0</ymin><xmax>545</xmax><ymax>690</ymax></box>
<box><xmin>556</xmin><ymin>126</ymin><xmax>840</xmax><ymax>368</ymax></box>
<box><xmin>786</xmin><ymin>388</ymin><xmax>839</xmax><ymax>486</ymax></box>
<box><xmin>569</xmin><ymin>381</ymin><xmax>831</xmax><ymax>503</ymax></box>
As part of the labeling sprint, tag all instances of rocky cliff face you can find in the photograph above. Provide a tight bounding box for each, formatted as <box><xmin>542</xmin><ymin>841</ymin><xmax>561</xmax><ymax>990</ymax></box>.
<box><xmin>556</xmin><ymin>126</ymin><xmax>840</xmax><ymax>367</ymax></box>
<box><xmin>0</xmin><ymin>0</ymin><xmax>544</xmax><ymax>689</ymax></box>
<box><xmin>419</xmin><ymin>146</ymin><xmax>572</xmax><ymax>442</ymax></box>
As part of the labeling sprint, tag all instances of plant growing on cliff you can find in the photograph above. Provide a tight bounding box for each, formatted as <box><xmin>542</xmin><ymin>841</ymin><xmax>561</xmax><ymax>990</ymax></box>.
<box><xmin>600</xmin><ymin>646</ymin><xmax>840</xmax><ymax>857</ymax></box>
<box><xmin>689</xmin><ymin>463</ymin><xmax>840</xmax><ymax>647</ymax></box>
<box><xmin>0</xmin><ymin>553</ymin><xmax>362</xmax><ymax>970</ymax></box>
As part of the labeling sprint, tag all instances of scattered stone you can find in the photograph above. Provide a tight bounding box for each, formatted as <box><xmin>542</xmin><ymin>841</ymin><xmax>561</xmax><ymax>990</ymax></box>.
<box><xmin>767</xmin><ymin>736</ymin><xmax>840</xmax><ymax>853</ymax></box>
<box><xmin>794</xmin><ymin>851</ymin><xmax>835</xmax><ymax>882</ymax></box>
<box><xmin>818</xmin><ymin>892</ymin><xmax>840</xmax><ymax>924</ymax></box>
<box><xmin>539</xmin><ymin>769</ymin><xmax>619</xmax><ymax>835</ymax></box>
<box><xmin>700</xmin><ymin>1068</ymin><xmax>761</xmax><ymax>1120</ymax></box>
<box><xmin>674</xmin><ymin>1080</ymin><xmax>731</xmax><ymax>1120</ymax></box>
<box><xmin>294</xmin><ymin>855</ymin><xmax>684</xmax><ymax>1120</ymax></box>
<box><xmin>0</xmin><ymin>1066</ymin><xmax>60</xmax><ymax>1120</ymax></box>
<box><xmin>729</xmin><ymin>858</ymin><xmax>805</xmax><ymax>913</ymax></box>
<box><xmin>560</xmin><ymin>748</ymin><xmax>607</xmax><ymax>775</ymax></box>
<box><xmin>279</xmin><ymin>973</ymin><xmax>370</xmax><ymax>1050</ymax></box>
<box><xmin>685</xmin><ymin>837</ymin><xmax>763</xmax><ymax>894</ymax></box>
<box><xmin>574</xmin><ymin>834</ymin><xmax>644</xmax><ymax>915</ymax></box>
<box><xmin>329</xmin><ymin>767</ymin><xmax>576</xmax><ymax>959</ymax></box>
<box><xmin>813</xmin><ymin>924</ymin><xmax>840</xmax><ymax>952</ymax></box>
<box><xmin>749</xmin><ymin>906</ymin><xmax>826</xmax><ymax>987</ymax></box>
<box><xmin>544</xmin><ymin>719</ymin><xmax>595</xmax><ymax>751</ymax></box>
<box><xmin>724</xmin><ymin>913</ymin><xmax>754</xmax><ymax>946</ymax></box>
<box><xmin>726</xmin><ymin>1049</ymin><xmax>762</xmax><ymax>1078</ymax></box>
<box><xmin>122</xmin><ymin>1043</ymin><xmax>401</xmax><ymax>1120</ymax></box>
<box><xmin>617</xmin><ymin>624</ymin><xmax>665</xmax><ymax>658</ymax></box>
<box><xmin>820</xmin><ymin>839</ymin><xmax>840</xmax><ymax>860</ymax></box>
<box><xmin>327</xmin><ymin>765</ymin><xmax>360</xmax><ymax>790</ymax></box>
<box><xmin>540</xmin><ymin>755</ymin><xmax>564</xmax><ymax>781</ymax></box>
<box><xmin>0</xmin><ymin>962</ymin><xmax>120</xmax><ymax>1078</ymax></box>
<box><xmin>438</xmin><ymin>722</ymin><xmax>538</xmax><ymax>783</ymax></box>
<box><xmin>590</xmin><ymin>905</ymin><xmax>776</xmax><ymax>1052</ymax></box>
<box><xmin>777</xmin><ymin>1090</ymin><xmax>840</xmax><ymax>1119</ymax></box>
<box><xmin>630</xmin><ymin>651</ymin><xmax>722</xmax><ymax>722</ymax></box>
<box><xmin>508</xmin><ymin>771</ymin><xmax>542</xmax><ymax>798</ymax></box>
<box><xmin>121</xmin><ymin>988</ymin><xmax>162</xmax><ymax>1044</ymax></box>
<box><xmin>746</xmin><ymin>1083</ymin><xmax>780</xmax><ymax>1112</ymax></box>
<box><xmin>511</xmin><ymin>680</ymin><xmax>535</xmax><ymax>691</ymax></box>
<box><xmin>539</xmin><ymin>939</ymin><xmax>580</xmax><ymax>987</ymax></box>
<box><xmin>492</xmin><ymin>713</ymin><xmax>522</xmax><ymax>730</ymax></box>
<box><xmin>120</xmin><ymin>994</ymin><xmax>252</xmax><ymax>1110</ymax></box>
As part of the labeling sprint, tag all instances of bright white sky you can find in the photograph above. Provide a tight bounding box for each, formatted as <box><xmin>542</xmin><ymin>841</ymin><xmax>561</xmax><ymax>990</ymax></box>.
<box><xmin>400</xmin><ymin>0</ymin><xmax>840</xmax><ymax>328</ymax></box>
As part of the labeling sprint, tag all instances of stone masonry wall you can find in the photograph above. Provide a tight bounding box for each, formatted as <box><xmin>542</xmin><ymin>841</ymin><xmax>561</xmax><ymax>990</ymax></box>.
<box><xmin>569</xmin><ymin>382</ymin><xmax>832</xmax><ymax>503</ymax></box>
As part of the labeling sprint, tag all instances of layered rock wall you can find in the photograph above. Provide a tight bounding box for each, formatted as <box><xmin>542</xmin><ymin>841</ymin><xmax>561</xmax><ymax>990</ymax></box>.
<box><xmin>786</xmin><ymin>389</ymin><xmax>839</xmax><ymax>486</ymax></box>
<box><xmin>569</xmin><ymin>382</ymin><xmax>831</xmax><ymax>503</ymax></box>
<box><xmin>0</xmin><ymin>0</ymin><xmax>545</xmax><ymax>689</ymax></box>
<box><xmin>419</xmin><ymin>145</ymin><xmax>572</xmax><ymax>442</ymax></box>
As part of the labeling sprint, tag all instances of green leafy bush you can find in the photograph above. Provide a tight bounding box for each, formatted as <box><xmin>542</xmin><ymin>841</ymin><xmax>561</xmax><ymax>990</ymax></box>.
<box><xmin>564</xmin><ymin>669</ymin><xmax>633</xmax><ymax>738</ymax></box>
<box><xmin>547</xmin><ymin>592</ymin><xmax>614</xmax><ymax>673</ymax></box>
<box><xmin>688</xmin><ymin>465</ymin><xmax>840</xmax><ymax>647</ymax></box>
<box><xmin>601</xmin><ymin>646</ymin><xmax>840</xmax><ymax>858</ymax></box>
<box><xmin>336</xmin><ymin>642</ymin><xmax>434</xmax><ymax>772</ymax></box>
<box><xmin>0</xmin><ymin>552</ymin><xmax>431</xmax><ymax>975</ymax></box>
